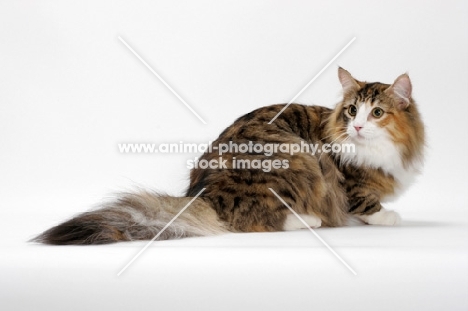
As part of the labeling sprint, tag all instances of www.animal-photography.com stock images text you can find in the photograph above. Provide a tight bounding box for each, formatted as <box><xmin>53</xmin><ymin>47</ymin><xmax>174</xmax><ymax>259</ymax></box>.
<box><xmin>1</xmin><ymin>1</ymin><xmax>467</xmax><ymax>311</ymax></box>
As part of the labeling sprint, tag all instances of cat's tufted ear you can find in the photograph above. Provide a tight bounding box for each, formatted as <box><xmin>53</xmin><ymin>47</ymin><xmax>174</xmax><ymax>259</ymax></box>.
<box><xmin>386</xmin><ymin>73</ymin><xmax>412</xmax><ymax>110</ymax></box>
<box><xmin>338</xmin><ymin>67</ymin><xmax>360</xmax><ymax>93</ymax></box>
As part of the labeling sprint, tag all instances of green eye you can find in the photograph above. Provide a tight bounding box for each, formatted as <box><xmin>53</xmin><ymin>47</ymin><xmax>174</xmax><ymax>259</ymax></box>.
<box><xmin>348</xmin><ymin>105</ymin><xmax>357</xmax><ymax>116</ymax></box>
<box><xmin>372</xmin><ymin>107</ymin><xmax>384</xmax><ymax>118</ymax></box>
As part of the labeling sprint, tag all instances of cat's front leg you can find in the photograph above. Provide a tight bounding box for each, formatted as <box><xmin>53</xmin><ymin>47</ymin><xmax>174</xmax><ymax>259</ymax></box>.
<box><xmin>357</xmin><ymin>207</ymin><xmax>401</xmax><ymax>226</ymax></box>
<box><xmin>349</xmin><ymin>193</ymin><xmax>401</xmax><ymax>226</ymax></box>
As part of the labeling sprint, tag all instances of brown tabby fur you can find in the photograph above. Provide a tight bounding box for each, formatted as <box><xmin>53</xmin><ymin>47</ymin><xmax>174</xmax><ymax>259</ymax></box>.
<box><xmin>32</xmin><ymin>68</ymin><xmax>425</xmax><ymax>244</ymax></box>
<box><xmin>187</xmin><ymin>104</ymin><xmax>349</xmax><ymax>231</ymax></box>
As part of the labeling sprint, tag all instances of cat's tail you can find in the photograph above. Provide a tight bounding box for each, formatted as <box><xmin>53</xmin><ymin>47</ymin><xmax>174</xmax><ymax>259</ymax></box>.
<box><xmin>31</xmin><ymin>191</ymin><xmax>229</xmax><ymax>245</ymax></box>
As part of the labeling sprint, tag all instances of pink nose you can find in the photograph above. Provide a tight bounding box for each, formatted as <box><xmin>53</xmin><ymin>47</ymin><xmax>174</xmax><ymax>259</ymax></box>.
<box><xmin>354</xmin><ymin>126</ymin><xmax>363</xmax><ymax>132</ymax></box>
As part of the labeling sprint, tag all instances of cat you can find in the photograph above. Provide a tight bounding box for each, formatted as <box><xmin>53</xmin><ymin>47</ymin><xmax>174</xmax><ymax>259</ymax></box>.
<box><xmin>32</xmin><ymin>68</ymin><xmax>425</xmax><ymax>244</ymax></box>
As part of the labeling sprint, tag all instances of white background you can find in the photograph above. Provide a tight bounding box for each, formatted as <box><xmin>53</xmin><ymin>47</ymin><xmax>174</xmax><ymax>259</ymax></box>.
<box><xmin>1</xmin><ymin>1</ymin><xmax>467</xmax><ymax>310</ymax></box>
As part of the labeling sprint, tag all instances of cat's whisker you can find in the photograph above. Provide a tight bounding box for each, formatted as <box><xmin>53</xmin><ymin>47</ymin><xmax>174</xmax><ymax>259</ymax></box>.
<box><xmin>320</xmin><ymin>127</ymin><xmax>348</xmax><ymax>142</ymax></box>
<box><xmin>328</xmin><ymin>132</ymin><xmax>349</xmax><ymax>146</ymax></box>
<box><xmin>323</xmin><ymin>133</ymin><xmax>353</xmax><ymax>162</ymax></box>
<box><xmin>317</xmin><ymin>132</ymin><xmax>347</xmax><ymax>162</ymax></box>
<box><xmin>320</xmin><ymin>131</ymin><xmax>347</xmax><ymax>143</ymax></box>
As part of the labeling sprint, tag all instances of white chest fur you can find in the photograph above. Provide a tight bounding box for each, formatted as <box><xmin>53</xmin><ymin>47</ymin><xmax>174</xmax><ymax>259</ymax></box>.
<box><xmin>339</xmin><ymin>137</ymin><xmax>421</xmax><ymax>202</ymax></box>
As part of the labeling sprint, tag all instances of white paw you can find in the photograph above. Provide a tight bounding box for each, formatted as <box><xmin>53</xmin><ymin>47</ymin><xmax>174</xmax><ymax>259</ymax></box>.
<box><xmin>358</xmin><ymin>208</ymin><xmax>401</xmax><ymax>226</ymax></box>
<box><xmin>283</xmin><ymin>213</ymin><xmax>322</xmax><ymax>231</ymax></box>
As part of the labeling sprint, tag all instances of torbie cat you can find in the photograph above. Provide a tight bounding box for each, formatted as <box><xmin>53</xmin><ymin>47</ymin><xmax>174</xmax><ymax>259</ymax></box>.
<box><xmin>33</xmin><ymin>68</ymin><xmax>425</xmax><ymax>244</ymax></box>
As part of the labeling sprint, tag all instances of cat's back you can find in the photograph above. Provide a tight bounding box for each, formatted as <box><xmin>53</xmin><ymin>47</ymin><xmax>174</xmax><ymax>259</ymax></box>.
<box><xmin>216</xmin><ymin>103</ymin><xmax>332</xmax><ymax>143</ymax></box>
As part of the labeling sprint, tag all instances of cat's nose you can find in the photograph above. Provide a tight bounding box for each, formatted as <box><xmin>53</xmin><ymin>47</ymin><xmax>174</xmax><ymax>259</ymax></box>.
<box><xmin>354</xmin><ymin>126</ymin><xmax>363</xmax><ymax>132</ymax></box>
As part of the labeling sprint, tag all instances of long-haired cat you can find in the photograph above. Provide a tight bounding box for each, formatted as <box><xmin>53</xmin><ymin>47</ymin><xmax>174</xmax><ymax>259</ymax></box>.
<box><xmin>32</xmin><ymin>68</ymin><xmax>425</xmax><ymax>244</ymax></box>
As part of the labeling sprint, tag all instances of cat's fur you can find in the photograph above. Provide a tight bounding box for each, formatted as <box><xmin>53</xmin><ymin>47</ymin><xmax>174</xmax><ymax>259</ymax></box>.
<box><xmin>32</xmin><ymin>68</ymin><xmax>425</xmax><ymax>244</ymax></box>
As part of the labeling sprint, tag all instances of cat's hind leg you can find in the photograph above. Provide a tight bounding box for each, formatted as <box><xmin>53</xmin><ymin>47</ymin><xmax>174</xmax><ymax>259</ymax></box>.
<box><xmin>282</xmin><ymin>213</ymin><xmax>322</xmax><ymax>231</ymax></box>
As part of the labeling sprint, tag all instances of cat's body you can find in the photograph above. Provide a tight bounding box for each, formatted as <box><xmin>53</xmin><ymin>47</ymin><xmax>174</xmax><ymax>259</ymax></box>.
<box><xmin>33</xmin><ymin>68</ymin><xmax>425</xmax><ymax>244</ymax></box>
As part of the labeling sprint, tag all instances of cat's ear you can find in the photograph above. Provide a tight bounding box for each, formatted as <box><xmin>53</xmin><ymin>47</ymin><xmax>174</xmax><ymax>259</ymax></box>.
<box><xmin>338</xmin><ymin>67</ymin><xmax>360</xmax><ymax>93</ymax></box>
<box><xmin>386</xmin><ymin>73</ymin><xmax>412</xmax><ymax>110</ymax></box>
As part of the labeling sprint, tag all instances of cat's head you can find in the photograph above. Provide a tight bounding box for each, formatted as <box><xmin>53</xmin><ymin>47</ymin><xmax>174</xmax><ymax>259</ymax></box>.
<box><xmin>328</xmin><ymin>68</ymin><xmax>425</xmax><ymax>171</ymax></box>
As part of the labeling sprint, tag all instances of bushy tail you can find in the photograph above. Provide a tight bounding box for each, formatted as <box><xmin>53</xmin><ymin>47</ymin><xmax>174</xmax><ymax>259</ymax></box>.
<box><xmin>32</xmin><ymin>191</ymin><xmax>229</xmax><ymax>245</ymax></box>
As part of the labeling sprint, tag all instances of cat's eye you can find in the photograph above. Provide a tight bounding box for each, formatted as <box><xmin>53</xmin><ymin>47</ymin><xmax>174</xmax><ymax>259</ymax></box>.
<box><xmin>372</xmin><ymin>107</ymin><xmax>384</xmax><ymax>118</ymax></box>
<box><xmin>348</xmin><ymin>105</ymin><xmax>357</xmax><ymax>116</ymax></box>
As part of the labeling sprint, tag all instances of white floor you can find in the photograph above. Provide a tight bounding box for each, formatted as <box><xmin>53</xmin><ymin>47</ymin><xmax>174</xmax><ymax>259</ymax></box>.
<box><xmin>2</xmin><ymin>205</ymin><xmax>467</xmax><ymax>311</ymax></box>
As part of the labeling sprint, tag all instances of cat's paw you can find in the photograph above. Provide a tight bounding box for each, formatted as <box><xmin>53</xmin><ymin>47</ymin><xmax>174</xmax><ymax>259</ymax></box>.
<box><xmin>283</xmin><ymin>213</ymin><xmax>322</xmax><ymax>231</ymax></box>
<box><xmin>358</xmin><ymin>208</ymin><xmax>401</xmax><ymax>226</ymax></box>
